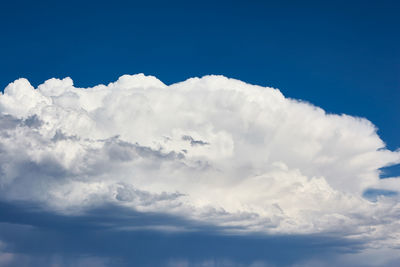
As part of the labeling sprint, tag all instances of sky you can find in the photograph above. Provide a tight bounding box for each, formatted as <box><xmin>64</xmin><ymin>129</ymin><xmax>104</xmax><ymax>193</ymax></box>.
<box><xmin>0</xmin><ymin>0</ymin><xmax>399</xmax><ymax>266</ymax></box>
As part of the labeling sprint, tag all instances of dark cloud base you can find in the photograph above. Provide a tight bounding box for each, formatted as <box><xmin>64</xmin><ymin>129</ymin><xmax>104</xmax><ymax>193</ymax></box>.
<box><xmin>0</xmin><ymin>201</ymin><xmax>364</xmax><ymax>267</ymax></box>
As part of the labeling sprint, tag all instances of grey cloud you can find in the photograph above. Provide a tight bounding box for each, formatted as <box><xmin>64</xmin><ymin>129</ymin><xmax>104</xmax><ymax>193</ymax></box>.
<box><xmin>182</xmin><ymin>135</ymin><xmax>209</xmax><ymax>146</ymax></box>
<box><xmin>102</xmin><ymin>137</ymin><xmax>185</xmax><ymax>162</ymax></box>
<box><xmin>0</xmin><ymin>114</ymin><xmax>21</xmax><ymax>130</ymax></box>
<box><xmin>134</xmin><ymin>142</ymin><xmax>185</xmax><ymax>160</ymax></box>
<box><xmin>115</xmin><ymin>183</ymin><xmax>184</xmax><ymax>205</ymax></box>
<box><xmin>22</xmin><ymin>115</ymin><xmax>42</xmax><ymax>128</ymax></box>
<box><xmin>0</xmin><ymin>114</ymin><xmax>43</xmax><ymax>131</ymax></box>
<box><xmin>51</xmin><ymin>130</ymin><xmax>80</xmax><ymax>142</ymax></box>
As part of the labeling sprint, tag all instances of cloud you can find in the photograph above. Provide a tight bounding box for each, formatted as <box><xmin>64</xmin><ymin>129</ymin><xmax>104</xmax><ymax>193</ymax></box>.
<box><xmin>0</xmin><ymin>73</ymin><xmax>399</xmax><ymax>249</ymax></box>
<box><xmin>0</xmin><ymin>201</ymin><xmax>365</xmax><ymax>267</ymax></box>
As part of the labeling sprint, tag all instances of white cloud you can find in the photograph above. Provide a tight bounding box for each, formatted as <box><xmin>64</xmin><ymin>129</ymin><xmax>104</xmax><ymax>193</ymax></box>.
<box><xmin>0</xmin><ymin>74</ymin><xmax>399</xmax><ymax>246</ymax></box>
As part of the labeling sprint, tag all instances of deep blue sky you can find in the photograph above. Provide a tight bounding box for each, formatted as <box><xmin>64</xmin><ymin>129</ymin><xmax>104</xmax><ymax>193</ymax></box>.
<box><xmin>0</xmin><ymin>0</ymin><xmax>399</xmax><ymax>150</ymax></box>
<box><xmin>1</xmin><ymin>1</ymin><xmax>400</xmax><ymax>265</ymax></box>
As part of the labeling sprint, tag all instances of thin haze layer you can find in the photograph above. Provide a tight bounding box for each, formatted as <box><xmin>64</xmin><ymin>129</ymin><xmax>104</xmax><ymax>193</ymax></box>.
<box><xmin>0</xmin><ymin>74</ymin><xmax>399</xmax><ymax>246</ymax></box>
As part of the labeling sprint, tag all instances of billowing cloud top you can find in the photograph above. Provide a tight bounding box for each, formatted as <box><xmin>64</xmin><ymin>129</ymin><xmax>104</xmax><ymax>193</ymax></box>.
<box><xmin>0</xmin><ymin>74</ymin><xmax>399</xmax><ymax>247</ymax></box>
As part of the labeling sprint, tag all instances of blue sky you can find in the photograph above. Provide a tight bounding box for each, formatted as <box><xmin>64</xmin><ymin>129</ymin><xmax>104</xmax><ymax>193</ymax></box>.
<box><xmin>1</xmin><ymin>0</ymin><xmax>399</xmax><ymax>149</ymax></box>
<box><xmin>0</xmin><ymin>0</ymin><xmax>399</xmax><ymax>266</ymax></box>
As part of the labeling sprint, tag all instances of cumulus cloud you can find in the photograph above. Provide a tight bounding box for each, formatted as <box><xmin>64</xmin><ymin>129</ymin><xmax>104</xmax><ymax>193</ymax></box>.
<box><xmin>0</xmin><ymin>74</ymin><xmax>399</xmax><ymax>247</ymax></box>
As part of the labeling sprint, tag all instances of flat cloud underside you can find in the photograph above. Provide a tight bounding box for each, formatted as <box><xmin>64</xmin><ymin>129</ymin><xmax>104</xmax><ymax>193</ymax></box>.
<box><xmin>0</xmin><ymin>74</ymin><xmax>399</xmax><ymax>247</ymax></box>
